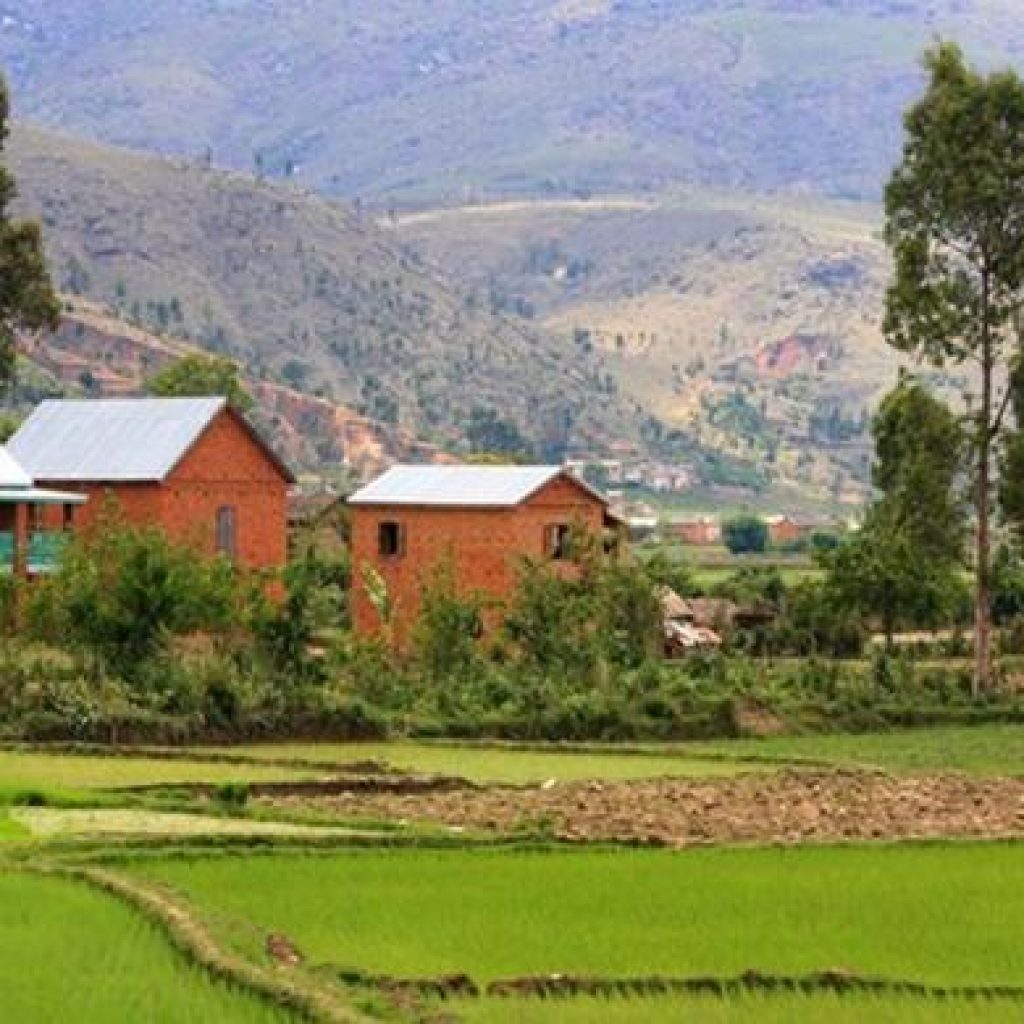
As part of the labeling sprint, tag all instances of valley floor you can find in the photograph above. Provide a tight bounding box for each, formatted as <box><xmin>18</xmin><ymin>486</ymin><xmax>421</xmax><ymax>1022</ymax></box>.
<box><xmin>1</xmin><ymin>729</ymin><xmax>1022</xmax><ymax>1022</ymax></box>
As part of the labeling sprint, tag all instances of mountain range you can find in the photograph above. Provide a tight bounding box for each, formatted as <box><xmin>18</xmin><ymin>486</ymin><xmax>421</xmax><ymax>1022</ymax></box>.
<box><xmin>4</xmin><ymin>1</ymin><xmax>1024</xmax><ymax>202</ymax></box>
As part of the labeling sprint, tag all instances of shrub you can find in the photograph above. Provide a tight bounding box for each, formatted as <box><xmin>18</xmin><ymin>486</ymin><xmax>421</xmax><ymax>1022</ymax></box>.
<box><xmin>722</xmin><ymin>514</ymin><xmax>768</xmax><ymax>554</ymax></box>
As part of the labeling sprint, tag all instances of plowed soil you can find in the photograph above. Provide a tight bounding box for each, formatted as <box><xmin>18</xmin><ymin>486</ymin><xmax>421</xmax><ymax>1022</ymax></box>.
<box><xmin>260</xmin><ymin>770</ymin><xmax>1024</xmax><ymax>846</ymax></box>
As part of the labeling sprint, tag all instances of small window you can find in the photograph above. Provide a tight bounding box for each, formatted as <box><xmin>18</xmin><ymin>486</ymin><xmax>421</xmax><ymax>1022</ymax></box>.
<box><xmin>378</xmin><ymin>521</ymin><xmax>405</xmax><ymax>557</ymax></box>
<box><xmin>216</xmin><ymin>505</ymin><xmax>238</xmax><ymax>560</ymax></box>
<box><xmin>544</xmin><ymin>523</ymin><xmax>572</xmax><ymax>560</ymax></box>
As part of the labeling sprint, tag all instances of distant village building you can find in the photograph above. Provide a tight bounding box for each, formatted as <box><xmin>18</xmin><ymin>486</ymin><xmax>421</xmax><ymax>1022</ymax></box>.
<box><xmin>0</xmin><ymin>448</ymin><xmax>86</xmax><ymax>577</ymax></box>
<box><xmin>668</xmin><ymin>516</ymin><xmax>721</xmax><ymax>546</ymax></box>
<box><xmin>765</xmin><ymin>514</ymin><xmax>808</xmax><ymax>546</ymax></box>
<box><xmin>8</xmin><ymin>398</ymin><xmax>293</xmax><ymax>571</ymax></box>
<box><xmin>348</xmin><ymin>464</ymin><xmax>623</xmax><ymax>643</ymax></box>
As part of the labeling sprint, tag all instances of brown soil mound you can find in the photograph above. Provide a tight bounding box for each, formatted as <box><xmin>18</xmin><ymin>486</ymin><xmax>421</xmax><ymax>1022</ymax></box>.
<box><xmin>260</xmin><ymin>770</ymin><xmax>1024</xmax><ymax>846</ymax></box>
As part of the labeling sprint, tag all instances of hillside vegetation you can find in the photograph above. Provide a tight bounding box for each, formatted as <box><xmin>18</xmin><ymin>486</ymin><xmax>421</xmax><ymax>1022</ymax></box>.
<box><xmin>8</xmin><ymin>124</ymin><xmax>643</xmax><ymax>465</ymax></box>
<box><xmin>3</xmin><ymin>1</ymin><xmax>1024</xmax><ymax>202</ymax></box>
<box><xmin>393</xmin><ymin>191</ymin><xmax>955</xmax><ymax>501</ymax></box>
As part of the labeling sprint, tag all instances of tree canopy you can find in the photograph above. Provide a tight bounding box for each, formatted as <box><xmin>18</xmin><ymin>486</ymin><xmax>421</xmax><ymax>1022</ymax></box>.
<box><xmin>722</xmin><ymin>514</ymin><xmax>768</xmax><ymax>555</ymax></box>
<box><xmin>0</xmin><ymin>75</ymin><xmax>59</xmax><ymax>387</ymax></box>
<box><xmin>145</xmin><ymin>353</ymin><xmax>254</xmax><ymax>412</ymax></box>
<box><xmin>884</xmin><ymin>43</ymin><xmax>1024</xmax><ymax>690</ymax></box>
<box><xmin>823</xmin><ymin>379</ymin><xmax>967</xmax><ymax>645</ymax></box>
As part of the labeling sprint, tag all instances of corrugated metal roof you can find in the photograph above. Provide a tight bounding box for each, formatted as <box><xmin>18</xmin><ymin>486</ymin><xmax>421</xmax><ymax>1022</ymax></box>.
<box><xmin>348</xmin><ymin>464</ymin><xmax>585</xmax><ymax>507</ymax></box>
<box><xmin>0</xmin><ymin>448</ymin><xmax>32</xmax><ymax>490</ymax></box>
<box><xmin>8</xmin><ymin>398</ymin><xmax>227</xmax><ymax>482</ymax></box>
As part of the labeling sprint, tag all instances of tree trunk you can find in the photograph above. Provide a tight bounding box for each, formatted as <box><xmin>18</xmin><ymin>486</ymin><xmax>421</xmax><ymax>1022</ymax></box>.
<box><xmin>974</xmin><ymin>296</ymin><xmax>994</xmax><ymax>696</ymax></box>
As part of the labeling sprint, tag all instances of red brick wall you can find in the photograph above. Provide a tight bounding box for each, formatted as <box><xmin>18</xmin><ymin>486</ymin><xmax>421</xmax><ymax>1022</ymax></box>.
<box><xmin>351</xmin><ymin>475</ymin><xmax>605</xmax><ymax>644</ymax></box>
<box><xmin>36</xmin><ymin>409</ymin><xmax>288</xmax><ymax>571</ymax></box>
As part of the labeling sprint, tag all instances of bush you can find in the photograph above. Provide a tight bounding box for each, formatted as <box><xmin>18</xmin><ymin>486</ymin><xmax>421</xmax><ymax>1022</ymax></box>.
<box><xmin>26</xmin><ymin>519</ymin><xmax>237</xmax><ymax>681</ymax></box>
<box><xmin>722</xmin><ymin>514</ymin><xmax>768</xmax><ymax>554</ymax></box>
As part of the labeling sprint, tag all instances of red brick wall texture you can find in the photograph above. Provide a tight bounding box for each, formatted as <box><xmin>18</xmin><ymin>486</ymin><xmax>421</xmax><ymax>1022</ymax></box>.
<box><xmin>36</xmin><ymin>409</ymin><xmax>289</xmax><ymax>571</ymax></box>
<box><xmin>351</xmin><ymin>475</ymin><xmax>606</xmax><ymax>644</ymax></box>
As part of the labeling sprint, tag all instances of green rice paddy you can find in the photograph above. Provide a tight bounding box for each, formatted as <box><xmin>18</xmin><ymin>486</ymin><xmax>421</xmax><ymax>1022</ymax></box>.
<box><xmin>136</xmin><ymin>844</ymin><xmax>1024</xmax><ymax>988</ymax></box>
<box><xmin>207</xmin><ymin>742</ymin><xmax>756</xmax><ymax>783</ymax></box>
<box><xmin>0</xmin><ymin>872</ymin><xmax>297</xmax><ymax>1022</ymax></box>
<box><xmin>465</xmin><ymin>992</ymin><xmax>1020</xmax><ymax>1023</ymax></box>
<box><xmin>0</xmin><ymin>749</ymin><xmax>319</xmax><ymax>795</ymax></box>
<box><xmin>205</xmin><ymin>721</ymin><xmax>1024</xmax><ymax>781</ymax></box>
<box><xmin>692</xmin><ymin>723</ymin><xmax>1024</xmax><ymax>775</ymax></box>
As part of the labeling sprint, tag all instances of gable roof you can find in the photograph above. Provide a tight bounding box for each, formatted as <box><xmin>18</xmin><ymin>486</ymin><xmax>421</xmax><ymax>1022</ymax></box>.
<box><xmin>0</xmin><ymin>447</ymin><xmax>32</xmax><ymax>490</ymax></box>
<box><xmin>348</xmin><ymin>464</ymin><xmax>609</xmax><ymax>508</ymax></box>
<box><xmin>8</xmin><ymin>398</ymin><xmax>293</xmax><ymax>484</ymax></box>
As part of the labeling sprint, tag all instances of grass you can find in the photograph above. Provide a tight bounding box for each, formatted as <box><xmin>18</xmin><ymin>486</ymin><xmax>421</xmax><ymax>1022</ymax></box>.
<box><xmin>0</xmin><ymin>750</ymin><xmax>319</xmax><ymax>794</ymax></box>
<box><xmin>0</xmin><ymin>871</ymin><xmax>297</xmax><ymax>1022</ymax></box>
<box><xmin>463</xmin><ymin>992</ymin><xmax>1023</xmax><ymax>1022</ymax></box>
<box><xmin>203</xmin><ymin>721</ymin><xmax>1024</xmax><ymax>782</ymax></box>
<box><xmin>692</xmin><ymin>723</ymin><xmax>1024</xmax><ymax>776</ymax></box>
<box><xmin>202</xmin><ymin>742</ymin><xmax>758</xmax><ymax>783</ymax></box>
<box><xmin>135</xmin><ymin>844</ymin><xmax>1024</xmax><ymax>988</ymax></box>
<box><xmin>0</xmin><ymin>810</ymin><xmax>30</xmax><ymax>842</ymax></box>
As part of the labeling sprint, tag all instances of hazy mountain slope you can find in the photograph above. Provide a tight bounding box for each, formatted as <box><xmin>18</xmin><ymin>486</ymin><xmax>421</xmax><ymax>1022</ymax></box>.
<box><xmin>7</xmin><ymin>123</ymin><xmax>641</xmax><ymax>460</ymax></box>
<box><xmin>392</xmin><ymin>191</ymin><xmax>959</xmax><ymax>501</ymax></box>
<box><xmin>4</xmin><ymin>1</ymin><xmax>1024</xmax><ymax>202</ymax></box>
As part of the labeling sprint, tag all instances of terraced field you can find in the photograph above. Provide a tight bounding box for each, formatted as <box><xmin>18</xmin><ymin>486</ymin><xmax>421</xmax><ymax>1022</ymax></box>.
<box><xmin>0</xmin><ymin>731</ymin><xmax>1022</xmax><ymax>1021</ymax></box>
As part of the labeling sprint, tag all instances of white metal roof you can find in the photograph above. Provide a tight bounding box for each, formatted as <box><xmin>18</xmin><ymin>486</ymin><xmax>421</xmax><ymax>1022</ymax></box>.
<box><xmin>8</xmin><ymin>398</ymin><xmax>228</xmax><ymax>482</ymax></box>
<box><xmin>0</xmin><ymin>447</ymin><xmax>32</xmax><ymax>490</ymax></box>
<box><xmin>0</xmin><ymin>447</ymin><xmax>87</xmax><ymax>504</ymax></box>
<box><xmin>348</xmin><ymin>464</ymin><xmax>602</xmax><ymax>507</ymax></box>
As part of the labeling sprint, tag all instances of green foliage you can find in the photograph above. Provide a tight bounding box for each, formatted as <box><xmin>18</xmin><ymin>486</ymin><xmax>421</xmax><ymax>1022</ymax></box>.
<box><xmin>885</xmin><ymin>43</ymin><xmax>1024</xmax><ymax>687</ymax></box>
<box><xmin>249</xmin><ymin>547</ymin><xmax>349</xmax><ymax>684</ymax></box>
<box><xmin>992</xmin><ymin>543</ymin><xmax>1024</xmax><ymax>626</ymax></box>
<box><xmin>466</xmin><ymin>405</ymin><xmax>535</xmax><ymax>458</ymax></box>
<box><xmin>871</xmin><ymin>377</ymin><xmax>966</xmax><ymax>557</ymax></box>
<box><xmin>0</xmin><ymin>75</ymin><xmax>60</xmax><ymax>386</ymax></box>
<box><xmin>410</xmin><ymin>557</ymin><xmax>485</xmax><ymax>685</ymax></box>
<box><xmin>820</xmin><ymin>379</ymin><xmax>967</xmax><ymax>642</ymax></box>
<box><xmin>26</xmin><ymin>517</ymin><xmax>237</xmax><ymax>681</ymax></box>
<box><xmin>722</xmin><ymin>514</ymin><xmax>768</xmax><ymax>554</ymax></box>
<box><xmin>145</xmin><ymin>353</ymin><xmax>254</xmax><ymax>412</ymax></box>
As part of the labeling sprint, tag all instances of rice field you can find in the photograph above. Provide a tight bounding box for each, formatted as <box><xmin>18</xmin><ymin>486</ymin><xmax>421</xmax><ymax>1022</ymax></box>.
<box><xmin>0</xmin><ymin>871</ymin><xmax>297</xmax><ymax>1023</ymax></box>
<box><xmin>692</xmin><ymin>723</ymin><xmax>1024</xmax><ymax>775</ymax></box>
<box><xmin>135</xmin><ymin>844</ymin><xmax>1024</xmax><ymax>988</ymax></box>
<box><xmin>0</xmin><ymin>749</ymin><xmax>320</xmax><ymax>795</ymax></box>
<box><xmin>203</xmin><ymin>742</ymin><xmax>757</xmax><ymax>783</ymax></box>
<box><xmin>202</xmin><ymin>721</ymin><xmax>1024</xmax><ymax>783</ymax></box>
<box><xmin>464</xmin><ymin>992</ymin><xmax>1020</xmax><ymax>1023</ymax></box>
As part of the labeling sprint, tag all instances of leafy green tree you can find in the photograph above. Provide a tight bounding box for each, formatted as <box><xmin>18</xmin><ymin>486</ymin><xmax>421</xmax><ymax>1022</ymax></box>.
<box><xmin>884</xmin><ymin>43</ymin><xmax>1024</xmax><ymax>690</ymax></box>
<box><xmin>27</xmin><ymin>518</ymin><xmax>236</xmax><ymax>681</ymax></box>
<box><xmin>0</xmin><ymin>75</ymin><xmax>60</xmax><ymax>386</ymax></box>
<box><xmin>721</xmin><ymin>514</ymin><xmax>768</xmax><ymax>555</ymax></box>
<box><xmin>411</xmin><ymin>556</ymin><xmax>485</xmax><ymax>685</ymax></box>
<box><xmin>823</xmin><ymin>379</ymin><xmax>967</xmax><ymax>646</ymax></box>
<box><xmin>872</xmin><ymin>377</ymin><xmax>967</xmax><ymax>560</ymax></box>
<box><xmin>146</xmin><ymin>353</ymin><xmax>254</xmax><ymax>412</ymax></box>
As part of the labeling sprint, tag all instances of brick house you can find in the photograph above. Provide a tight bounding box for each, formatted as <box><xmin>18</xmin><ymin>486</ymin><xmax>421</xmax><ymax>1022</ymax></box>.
<box><xmin>668</xmin><ymin>516</ymin><xmax>721</xmax><ymax>546</ymax></box>
<box><xmin>348</xmin><ymin>464</ymin><xmax>622</xmax><ymax>642</ymax></box>
<box><xmin>8</xmin><ymin>398</ymin><xmax>293</xmax><ymax>571</ymax></box>
<box><xmin>766</xmin><ymin>514</ymin><xmax>807</xmax><ymax>547</ymax></box>
<box><xmin>0</xmin><ymin>447</ymin><xmax>86</xmax><ymax>577</ymax></box>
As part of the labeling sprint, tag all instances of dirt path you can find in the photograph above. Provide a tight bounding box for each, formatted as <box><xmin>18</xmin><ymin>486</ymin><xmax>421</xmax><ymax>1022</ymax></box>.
<box><xmin>380</xmin><ymin>197</ymin><xmax>656</xmax><ymax>228</ymax></box>
<box><xmin>261</xmin><ymin>770</ymin><xmax>1024</xmax><ymax>846</ymax></box>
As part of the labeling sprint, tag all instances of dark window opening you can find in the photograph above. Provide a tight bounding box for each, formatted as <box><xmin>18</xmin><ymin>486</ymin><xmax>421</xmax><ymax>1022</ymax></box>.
<box><xmin>545</xmin><ymin>523</ymin><xmax>572</xmax><ymax>560</ymax></box>
<box><xmin>378</xmin><ymin>521</ymin><xmax>405</xmax><ymax>557</ymax></box>
<box><xmin>216</xmin><ymin>505</ymin><xmax>238</xmax><ymax>560</ymax></box>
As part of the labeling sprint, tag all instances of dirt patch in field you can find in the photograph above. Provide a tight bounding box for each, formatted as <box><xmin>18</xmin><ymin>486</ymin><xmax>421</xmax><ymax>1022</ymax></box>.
<box><xmin>259</xmin><ymin>770</ymin><xmax>1024</xmax><ymax>846</ymax></box>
